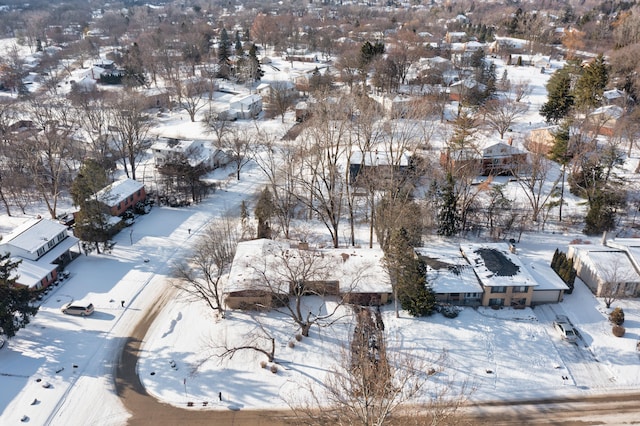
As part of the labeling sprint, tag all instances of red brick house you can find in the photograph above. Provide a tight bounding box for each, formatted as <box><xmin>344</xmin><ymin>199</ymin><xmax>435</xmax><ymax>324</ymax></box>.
<box><xmin>94</xmin><ymin>178</ymin><xmax>147</xmax><ymax>216</ymax></box>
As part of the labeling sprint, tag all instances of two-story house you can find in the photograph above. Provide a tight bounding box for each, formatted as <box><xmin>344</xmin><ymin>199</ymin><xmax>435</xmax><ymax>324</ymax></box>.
<box><xmin>0</xmin><ymin>218</ymin><xmax>80</xmax><ymax>290</ymax></box>
<box><xmin>94</xmin><ymin>178</ymin><xmax>147</xmax><ymax>217</ymax></box>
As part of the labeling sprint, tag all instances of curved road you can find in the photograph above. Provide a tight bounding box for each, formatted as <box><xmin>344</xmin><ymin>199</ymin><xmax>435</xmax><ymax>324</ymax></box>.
<box><xmin>114</xmin><ymin>289</ymin><xmax>640</xmax><ymax>425</ymax></box>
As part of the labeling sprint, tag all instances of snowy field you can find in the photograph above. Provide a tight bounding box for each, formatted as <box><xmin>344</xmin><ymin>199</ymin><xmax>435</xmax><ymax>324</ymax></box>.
<box><xmin>1</xmin><ymin>38</ymin><xmax>640</xmax><ymax>425</ymax></box>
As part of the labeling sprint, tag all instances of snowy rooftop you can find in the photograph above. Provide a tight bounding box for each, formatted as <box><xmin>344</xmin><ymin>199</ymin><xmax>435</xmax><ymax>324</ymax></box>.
<box><xmin>351</xmin><ymin>151</ymin><xmax>411</xmax><ymax>167</ymax></box>
<box><xmin>571</xmin><ymin>245</ymin><xmax>640</xmax><ymax>283</ymax></box>
<box><xmin>460</xmin><ymin>243</ymin><xmax>538</xmax><ymax>288</ymax></box>
<box><xmin>415</xmin><ymin>246</ymin><xmax>484</xmax><ymax>294</ymax></box>
<box><xmin>94</xmin><ymin>179</ymin><xmax>145</xmax><ymax>208</ymax></box>
<box><xmin>0</xmin><ymin>218</ymin><xmax>67</xmax><ymax>253</ymax></box>
<box><xmin>226</xmin><ymin>239</ymin><xmax>391</xmax><ymax>295</ymax></box>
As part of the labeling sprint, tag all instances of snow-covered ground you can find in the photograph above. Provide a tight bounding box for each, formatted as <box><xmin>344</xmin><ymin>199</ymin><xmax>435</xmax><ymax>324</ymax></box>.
<box><xmin>1</xmin><ymin>39</ymin><xmax>640</xmax><ymax>425</ymax></box>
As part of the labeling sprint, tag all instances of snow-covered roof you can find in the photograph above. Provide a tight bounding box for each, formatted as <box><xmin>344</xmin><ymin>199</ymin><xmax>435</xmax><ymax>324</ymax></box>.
<box><xmin>226</xmin><ymin>239</ymin><xmax>391</xmax><ymax>295</ymax></box>
<box><xmin>482</xmin><ymin>142</ymin><xmax>526</xmax><ymax>159</ymax></box>
<box><xmin>461</xmin><ymin>243</ymin><xmax>538</xmax><ymax>288</ymax></box>
<box><xmin>95</xmin><ymin>179</ymin><xmax>145</xmax><ymax>208</ymax></box>
<box><xmin>521</xmin><ymin>261</ymin><xmax>569</xmax><ymax>291</ymax></box>
<box><xmin>603</xmin><ymin>88</ymin><xmax>625</xmax><ymax>101</ymax></box>
<box><xmin>573</xmin><ymin>246</ymin><xmax>640</xmax><ymax>284</ymax></box>
<box><xmin>415</xmin><ymin>246</ymin><xmax>484</xmax><ymax>294</ymax></box>
<box><xmin>0</xmin><ymin>218</ymin><xmax>67</xmax><ymax>253</ymax></box>
<box><xmin>351</xmin><ymin>151</ymin><xmax>411</xmax><ymax>167</ymax></box>
<box><xmin>590</xmin><ymin>105</ymin><xmax>624</xmax><ymax>120</ymax></box>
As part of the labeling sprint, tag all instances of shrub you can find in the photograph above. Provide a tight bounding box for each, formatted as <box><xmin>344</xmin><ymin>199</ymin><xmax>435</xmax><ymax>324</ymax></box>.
<box><xmin>270</xmin><ymin>364</ymin><xmax>278</xmax><ymax>374</ymax></box>
<box><xmin>609</xmin><ymin>307</ymin><xmax>625</xmax><ymax>325</ymax></box>
<box><xmin>612</xmin><ymin>324</ymin><xmax>625</xmax><ymax>337</ymax></box>
<box><xmin>288</xmin><ymin>341</ymin><xmax>295</xmax><ymax>348</ymax></box>
<box><xmin>295</xmin><ymin>333</ymin><xmax>302</xmax><ymax>342</ymax></box>
<box><xmin>260</xmin><ymin>360</ymin><xmax>267</xmax><ymax>369</ymax></box>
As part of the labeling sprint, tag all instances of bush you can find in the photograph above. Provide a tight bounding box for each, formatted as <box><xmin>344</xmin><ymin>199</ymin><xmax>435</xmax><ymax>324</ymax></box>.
<box><xmin>612</xmin><ymin>324</ymin><xmax>626</xmax><ymax>337</ymax></box>
<box><xmin>260</xmin><ymin>360</ymin><xmax>267</xmax><ymax>369</ymax></box>
<box><xmin>609</xmin><ymin>307</ymin><xmax>625</xmax><ymax>325</ymax></box>
<box><xmin>288</xmin><ymin>341</ymin><xmax>295</xmax><ymax>348</ymax></box>
<box><xmin>270</xmin><ymin>364</ymin><xmax>278</xmax><ymax>374</ymax></box>
<box><xmin>295</xmin><ymin>333</ymin><xmax>302</xmax><ymax>342</ymax></box>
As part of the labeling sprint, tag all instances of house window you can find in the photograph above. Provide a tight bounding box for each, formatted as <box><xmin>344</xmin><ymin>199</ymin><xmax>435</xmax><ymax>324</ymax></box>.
<box><xmin>489</xmin><ymin>298</ymin><xmax>504</xmax><ymax>306</ymax></box>
<box><xmin>491</xmin><ymin>286</ymin><xmax>506</xmax><ymax>293</ymax></box>
<box><xmin>47</xmin><ymin>240</ymin><xmax>55</xmax><ymax>249</ymax></box>
<box><xmin>37</xmin><ymin>246</ymin><xmax>46</xmax><ymax>257</ymax></box>
<box><xmin>57</xmin><ymin>232</ymin><xmax>65</xmax><ymax>242</ymax></box>
<box><xmin>513</xmin><ymin>286</ymin><xmax>528</xmax><ymax>293</ymax></box>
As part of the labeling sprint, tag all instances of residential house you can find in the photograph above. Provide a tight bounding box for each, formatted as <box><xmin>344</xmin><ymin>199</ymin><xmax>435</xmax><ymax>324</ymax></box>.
<box><xmin>415</xmin><ymin>246</ymin><xmax>484</xmax><ymax>306</ymax></box>
<box><xmin>527</xmin><ymin>125</ymin><xmax>558</xmax><ymax>155</ymax></box>
<box><xmin>150</xmin><ymin>138</ymin><xmax>221</xmax><ymax>170</ymax></box>
<box><xmin>94</xmin><ymin>178</ymin><xmax>146</xmax><ymax>217</ymax></box>
<box><xmin>439</xmin><ymin>148</ymin><xmax>482</xmax><ymax>175</ymax></box>
<box><xmin>224</xmin><ymin>239</ymin><xmax>392</xmax><ymax>310</ymax></box>
<box><xmin>349</xmin><ymin>151</ymin><xmax>412</xmax><ymax>187</ymax></box>
<box><xmin>229</xmin><ymin>93</ymin><xmax>262</xmax><ymax>119</ymax></box>
<box><xmin>0</xmin><ymin>218</ymin><xmax>79</xmax><ymax>290</ymax></box>
<box><xmin>603</xmin><ymin>88</ymin><xmax>628</xmax><ymax>107</ymax></box>
<box><xmin>568</xmin><ymin>239</ymin><xmax>640</xmax><ymax>298</ymax></box>
<box><xmin>587</xmin><ymin>105</ymin><xmax>624</xmax><ymax>137</ymax></box>
<box><xmin>460</xmin><ymin>243</ymin><xmax>538</xmax><ymax>307</ymax></box>
<box><xmin>481</xmin><ymin>142</ymin><xmax>527</xmax><ymax>176</ymax></box>
<box><xmin>445</xmin><ymin>31</ymin><xmax>468</xmax><ymax>44</ymax></box>
<box><xmin>448</xmin><ymin>79</ymin><xmax>486</xmax><ymax>102</ymax></box>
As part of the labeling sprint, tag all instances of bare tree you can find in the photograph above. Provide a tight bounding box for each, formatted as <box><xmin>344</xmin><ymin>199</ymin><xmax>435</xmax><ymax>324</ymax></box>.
<box><xmin>514</xmin><ymin>141</ymin><xmax>561</xmax><ymax>225</ymax></box>
<box><xmin>108</xmin><ymin>91</ymin><xmax>152</xmax><ymax>180</ymax></box>
<box><xmin>172</xmin><ymin>216</ymin><xmax>238</xmax><ymax>317</ymax></box>
<box><xmin>289</xmin><ymin>341</ymin><xmax>470</xmax><ymax>426</ymax></box>
<box><xmin>510</xmin><ymin>79</ymin><xmax>533</xmax><ymax>103</ymax></box>
<box><xmin>179</xmin><ymin>77</ymin><xmax>208</xmax><ymax>122</ymax></box>
<box><xmin>265</xmin><ymin>81</ymin><xmax>297</xmax><ymax>123</ymax></box>
<box><xmin>251</xmin><ymin>244</ymin><xmax>366</xmax><ymax>337</ymax></box>
<box><xmin>481</xmin><ymin>98</ymin><xmax>528</xmax><ymax>139</ymax></box>
<box><xmin>599</xmin><ymin>257</ymin><xmax>637</xmax><ymax>309</ymax></box>
<box><xmin>297</xmin><ymin>101</ymin><xmax>349</xmax><ymax>248</ymax></box>
<box><xmin>252</xmin><ymin>132</ymin><xmax>301</xmax><ymax>239</ymax></box>
<box><xmin>19</xmin><ymin>96</ymin><xmax>79</xmax><ymax>219</ymax></box>
<box><xmin>223</xmin><ymin>128</ymin><xmax>253</xmax><ymax>180</ymax></box>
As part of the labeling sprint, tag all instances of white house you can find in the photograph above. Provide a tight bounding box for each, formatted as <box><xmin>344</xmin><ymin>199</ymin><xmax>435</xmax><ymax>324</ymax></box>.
<box><xmin>150</xmin><ymin>138</ymin><xmax>215</xmax><ymax>169</ymax></box>
<box><xmin>0</xmin><ymin>218</ymin><xmax>79</xmax><ymax>289</ymax></box>
<box><xmin>229</xmin><ymin>93</ymin><xmax>262</xmax><ymax>119</ymax></box>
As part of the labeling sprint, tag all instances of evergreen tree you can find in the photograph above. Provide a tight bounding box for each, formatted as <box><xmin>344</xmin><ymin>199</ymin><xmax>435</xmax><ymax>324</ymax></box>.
<box><xmin>437</xmin><ymin>173</ymin><xmax>461</xmax><ymax>237</ymax></box>
<box><xmin>247</xmin><ymin>44</ymin><xmax>264</xmax><ymax>82</ymax></box>
<box><xmin>383</xmin><ymin>228</ymin><xmax>436</xmax><ymax>318</ymax></box>
<box><xmin>549</xmin><ymin>120</ymin><xmax>572</xmax><ymax>164</ymax></box>
<box><xmin>255</xmin><ymin>187</ymin><xmax>276</xmax><ymax>239</ymax></box>
<box><xmin>0</xmin><ymin>253</ymin><xmax>39</xmax><ymax>338</ymax></box>
<box><xmin>71</xmin><ymin>160</ymin><xmax>113</xmax><ymax>251</ymax></box>
<box><xmin>583</xmin><ymin>192</ymin><xmax>616</xmax><ymax>235</ymax></box>
<box><xmin>573</xmin><ymin>54</ymin><xmax>608</xmax><ymax>110</ymax></box>
<box><xmin>217</xmin><ymin>28</ymin><xmax>231</xmax><ymax>79</ymax></box>
<box><xmin>540</xmin><ymin>69</ymin><xmax>574</xmax><ymax>123</ymax></box>
<box><xmin>235</xmin><ymin>30</ymin><xmax>244</xmax><ymax>56</ymax></box>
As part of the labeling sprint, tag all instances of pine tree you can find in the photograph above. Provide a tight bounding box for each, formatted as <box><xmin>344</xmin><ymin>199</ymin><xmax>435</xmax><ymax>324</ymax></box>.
<box><xmin>235</xmin><ymin>30</ymin><xmax>244</xmax><ymax>56</ymax></box>
<box><xmin>0</xmin><ymin>253</ymin><xmax>39</xmax><ymax>338</ymax></box>
<box><xmin>574</xmin><ymin>54</ymin><xmax>608</xmax><ymax>110</ymax></box>
<box><xmin>540</xmin><ymin>69</ymin><xmax>574</xmax><ymax>123</ymax></box>
<box><xmin>549</xmin><ymin>121</ymin><xmax>571</xmax><ymax>165</ymax></box>
<box><xmin>247</xmin><ymin>44</ymin><xmax>263</xmax><ymax>82</ymax></box>
<box><xmin>255</xmin><ymin>187</ymin><xmax>275</xmax><ymax>239</ymax></box>
<box><xmin>217</xmin><ymin>28</ymin><xmax>231</xmax><ymax>79</ymax></box>
<box><xmin>437</xmin><ymin>173</ymin><xmax>461</xmax><ymax>237</ymax></box>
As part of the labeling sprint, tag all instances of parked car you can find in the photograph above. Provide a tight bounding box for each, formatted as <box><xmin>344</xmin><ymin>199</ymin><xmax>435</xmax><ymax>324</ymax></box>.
<box><xmin>61</xmin><ymin>301</ymin><xmax>94</xmax><ymax>316</ymax></box>
<box><xmin>553</xmin><ymin>315</ymin><xmax>577</xmax><ymax>343</ymax></box>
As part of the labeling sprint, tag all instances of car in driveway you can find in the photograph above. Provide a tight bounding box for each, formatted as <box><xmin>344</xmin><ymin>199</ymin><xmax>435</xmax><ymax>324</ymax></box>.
<box><xmin>553</xmin><ymin>315</ymin><xmax>577</xmax><ymax>343</ymax></box>
<box><xmin>61</xmin><ymin>301</ymin><xmax>94</xmax><ymax>316</ymax></box>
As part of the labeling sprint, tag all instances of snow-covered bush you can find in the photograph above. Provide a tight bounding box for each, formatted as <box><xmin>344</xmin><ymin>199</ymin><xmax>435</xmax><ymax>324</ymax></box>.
<box><xmin>609</xmin><ymin>307</ymin><xmax>625</xmax><ymax>325</ymax></box>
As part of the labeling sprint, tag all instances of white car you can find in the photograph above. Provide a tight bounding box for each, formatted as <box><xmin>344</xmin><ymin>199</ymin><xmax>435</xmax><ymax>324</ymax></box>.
<box><xmin>553</xmin><ymin>315</ymin><xmax>577</xmax><ymax>343</ymax></box>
